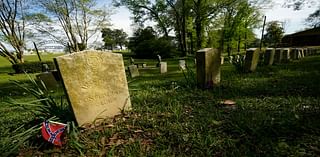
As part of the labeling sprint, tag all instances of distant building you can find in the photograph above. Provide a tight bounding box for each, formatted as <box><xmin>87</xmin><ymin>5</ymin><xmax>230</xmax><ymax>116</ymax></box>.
<box><xmin>281</xmin><ymin>27</ymin><xmax>320</xmax><ymax>47</ymax></box>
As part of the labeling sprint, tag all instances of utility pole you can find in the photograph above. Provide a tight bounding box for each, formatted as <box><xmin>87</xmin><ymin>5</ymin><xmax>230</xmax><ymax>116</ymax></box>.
<box><xmin>260</xmin><ymin>16</ymin><xmax>266</xmax><ymax>51</ymax></box>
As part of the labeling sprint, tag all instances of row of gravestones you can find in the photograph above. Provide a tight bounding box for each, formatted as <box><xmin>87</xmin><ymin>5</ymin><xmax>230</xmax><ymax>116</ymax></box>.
<box><xmin>128</xmin><ymin>59</ymin><xmax>187</xmax><ymax>78</ymax></box>
<box><xmin>194</xmin><ymin>47</ymin><xmax>320</xmax><ymax>89</ymax></box>
<box><xmin>241</xmin><ymin>47</ymin><xmax>319</xmax><ymax>72</ymax></box>
<box><xmin>35</xmin><ymin>48</ymin><xmax>319</xmax><ymax>126</ymax></box>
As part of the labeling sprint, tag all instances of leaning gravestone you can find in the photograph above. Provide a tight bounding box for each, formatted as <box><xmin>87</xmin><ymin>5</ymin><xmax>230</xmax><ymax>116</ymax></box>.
<box><xmin>179</xmin><ymin>60</ymin><xmax>186</xmax><ymax>70</ymax></box>
<box><xmin>196</xmin><ymin>48</ymin><xmax>220</xmax><ymax>89</ymax></box>
<box><xmin>54</xmin><ymin>50</ymin><xmax>131</xmax><ymax>126</ymax></box>
<box><xmin>282</xmin><ymin>48</ymin><xmax>291</xmax><ymax>62</ymax></box>
<box><xmin>274</xmin><ymin>48</ymin><xmax>283</xmax><ymax>64</ymax></box>
<box><xmin>264</xmin><ymin>48</ymin><xmax>275</xmax><ymax>66</ymax></box>
<box><xmin>128</xmin><ymin>65</ymin><xmax>139</xmax><ymax>78</ymax></box>
<box><xmin>244</xmin><ymin>48</ymin><xmax>260</xmax><ymax>72</ymax></box>
<box><xmin>160</xmin><ymin>62</ymin><xmax>167</xmax><ymax>73</ymax></box>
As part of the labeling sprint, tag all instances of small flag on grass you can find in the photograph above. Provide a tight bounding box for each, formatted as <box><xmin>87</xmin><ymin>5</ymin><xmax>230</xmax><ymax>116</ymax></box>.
<box><xmin>41</xmin><ymin>120</ymin><xmax>67</xmax><ymax>146</ymax></box>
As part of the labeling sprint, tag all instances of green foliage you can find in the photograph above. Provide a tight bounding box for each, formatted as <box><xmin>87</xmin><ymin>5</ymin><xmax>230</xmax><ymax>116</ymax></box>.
<box><xmin>129</xmin><ymin>27</ymin><xmax>177</xmax><ymax>58</ymax></box>
<box><xmin>306</xmin><ymin>8</ymin><xmax>320</xmax><ymax>28</ymax></box>
<box><xmin>181</xmin><ymin>65</ymin><xmax>197</xmax><ymax>88</ymax></box>
<box><xmin>101</xmin><ymin>28</ymin><xmax>128</xmax><ymax>50</ymax></box>
<box><xmin>263</xmin><ymin>21</ymin><xmax>285</xmax><ymax>48</ymax></box>
<box><xmin>1</xmin><ymin>74</ymin><xmax>76</xmax><ymax>156</ymax></box>
<box><xmin>12</xmin><ymin>61</ymin><xmax>55</xmax><ymax>74</ymax></box>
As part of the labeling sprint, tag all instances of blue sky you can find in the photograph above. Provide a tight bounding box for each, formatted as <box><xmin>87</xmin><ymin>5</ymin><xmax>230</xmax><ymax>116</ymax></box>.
<box><xmin>107</xmin><ymin>0</ymin><xmax>319</xmax><ymax>37</ymax></box>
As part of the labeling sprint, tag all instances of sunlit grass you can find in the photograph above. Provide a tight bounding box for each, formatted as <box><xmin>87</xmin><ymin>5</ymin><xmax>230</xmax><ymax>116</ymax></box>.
<box><xmin>0</xmin><ymin>53</ymin><xmax>319</xmax><ymax>156</ymax></box>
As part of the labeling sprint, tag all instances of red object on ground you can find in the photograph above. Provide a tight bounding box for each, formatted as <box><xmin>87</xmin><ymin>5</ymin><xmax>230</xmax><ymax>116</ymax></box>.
<box><xmin>41</xmin><ymin>120</ymin><xmax>67</xmax><ymax>146</ymax></box>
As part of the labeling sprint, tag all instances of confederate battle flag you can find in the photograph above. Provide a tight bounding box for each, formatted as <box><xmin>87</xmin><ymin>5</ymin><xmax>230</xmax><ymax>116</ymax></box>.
<box><xmin>41</xmin><ymin>120</ymin><xmax>67</xmax><ymax>146</ymax></box>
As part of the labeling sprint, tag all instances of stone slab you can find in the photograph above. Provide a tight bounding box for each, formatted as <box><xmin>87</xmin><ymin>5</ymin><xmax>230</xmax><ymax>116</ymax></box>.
<box><xmin>179</xmin><ymin>60</ymin><xmax>186</xmax><ymax>70</ymax></box>
<box><xmin>54</xmin><ymin>50</ymin><xmax>131</xmax><ymax>126</ymax></box>
<box><xmin>160</xmin><ymin>62</ymin><xmax>167</xmax><ymax>73</ymax></box>
<box><xmin>36</xmin><ymin>72</ymin><xmax>60</xmax><ymax>90</ymax></box>
<box><xmin>274</xmin><ymin>48</ymin><xmax>283</xmax><ymax>64</ymax></box>
<box><xmin>282</xmin><ymin>48</ymin><xmax>291</xmax><ymax>62</ymax></box>
<box><xmin>244</xmin><ymin>48</ymin><xmax>260</xmax><ymax>72</ymax></box>
<box><xmin>196</xmin><ymin>48</ymin><xmax>221</xmax><ymax>88</ymax></box>
<box><xmin>128</xmin><ymin>65</ymin><xmax>140</xmax><ymax>78</ymax></box>
<box><xmin>264</xmin><ymin>48</ymin><xmax>275</xmax><ymax>66</ymax></box>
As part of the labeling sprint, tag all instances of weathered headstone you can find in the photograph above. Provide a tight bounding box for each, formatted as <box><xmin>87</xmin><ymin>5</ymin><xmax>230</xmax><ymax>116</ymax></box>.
<box><xmin>179</xmin><ymin>60</ymin><xmax>186</xmax><ymax>70</ymax></box>
<box><xmin>264</xmin><ymin>48</ymin><xmax>275</xmax><ymax>65</ymax></box>
<box><xmin>196</xmin><ymin>48</ymin><xmax>220</xmax><ymax>88</ymax></box>
<box><xmin>298</xmin><ymin>49</ymin><xmax>302</xmax><ymax>59</ymax></box>
<box><xmin>229</xmin><ymin>56</ymin><xmax>233</xmax><ymax>63</ymax></box>
<box><xmin>128</xmin><ymin>65</ymin><xmax>140</xmax><ymax>78</ymax></box>
<box><xmin>142</xmin><ymin>63</ymin><xmax>147</xmax><ymax>68</ymax></box>
<box><xmin>282</xmin><ymin>48</ymin><xmax>291</xmax><ymax>62</ymax></box>
<box><xmin>235</xmin><ymin>55</ymin><xmax>240</xmax><ymax>62</ymax></box>
<box><xmin>160</xmin><ymin>62</ymin><xmax>167</xmax><ymax>73</ymax></box>
<box><xmin>274</xmin><ymin>48</ymin><xmax>283</xmax><ymax>64</ymax></box>
<box><xmin>290</xmin><ymin>48</ymin><xmax>299</xmax><ymax>60</ymax></box>
<box><xmin>244</xmin><ymin>48</ymin><xmax>260</xmax><ymax>72</ymax></box>
<box><xmin>221</xmin><ymin>56</ymin><xmax>224</xmax><ymax>65</ymax></box>
<box><xmin>301</xmin><ymin>49</ymin><xmax>305</xmax><ymax>58</ymax></box>
<box><xmin>54</xmin><ymin>50</ymin><xmax>131</xmax><ymax>126</ymax></box>
<box><xmin>36</xmin><ymin>71</ymin><xmax>60</xmax><ymax>90</ymax></box>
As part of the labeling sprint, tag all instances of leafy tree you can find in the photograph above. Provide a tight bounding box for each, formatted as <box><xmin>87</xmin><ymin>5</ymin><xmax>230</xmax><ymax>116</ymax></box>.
<box><xmin>113</xmin><ymin>29</ymin><xmax>128</xmax><ymax>49</ymax></box>
<box><xmin>0</xmin><ymin>0</ymin><xmax>29</xmax><ymax>64</ymax></box>
<box><xmin>101</xmin><ymin>28</ymin><xmax>116</xmax><ymax>50</ymax></box>
<box><xmin>32</xmin><ymin>0</ymin><xmax>111</xmax><ymax>52</ymax></box>
<box><xmin>129</xmin><ymin>27</ymin><xmax>176</xmax><ymax>58</ymax></box>
<box><xmin>306</xmin><ymin>8</ymin><xmax>320</xmax><ymax>28</ymax></box>
<box><xmin>101</xmin><ymin>28</ymin><xmax>128</xmax><ymax>50</ymax></box>
<box><xmin>263</xmin><ymin>21</ymin><xmax>284</xmax><ymax>48</ymax></box>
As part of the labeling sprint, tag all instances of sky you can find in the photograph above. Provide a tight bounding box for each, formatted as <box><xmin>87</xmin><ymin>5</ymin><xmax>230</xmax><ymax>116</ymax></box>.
<box><xmin>108</xmin><ymin>0</ymin><xmax>319</xmax><ymax>37</ymax></box>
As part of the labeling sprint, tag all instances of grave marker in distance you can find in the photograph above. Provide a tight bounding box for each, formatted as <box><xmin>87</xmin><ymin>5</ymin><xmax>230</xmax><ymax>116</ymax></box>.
<box><xmin>244</xmin><ymin>48</ymin><xmax>260</xmax><ymax>72</ymax></box>
<box><xmin>128</xmin><ymin>65</ymin><xmax>140</xmax><ymax>78</ymax></box>
<box><xmin>196</xmin><ymin>48</ymin><xmax>220</xmax><ymax>89</ymax></box>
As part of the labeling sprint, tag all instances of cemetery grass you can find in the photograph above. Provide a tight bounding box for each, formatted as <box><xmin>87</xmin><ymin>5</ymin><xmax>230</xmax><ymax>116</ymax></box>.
<box><xmin>1</xmin><ymin>55</ymin><xmax>320</xmax><ymax>156</ymax></box>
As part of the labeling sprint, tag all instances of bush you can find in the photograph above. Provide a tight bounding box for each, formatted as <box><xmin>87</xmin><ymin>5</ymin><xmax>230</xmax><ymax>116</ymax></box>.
<box><xmin>12</xmin><ymin>61</ymin><xmax>56</xmax><ymax>74</ymax></box>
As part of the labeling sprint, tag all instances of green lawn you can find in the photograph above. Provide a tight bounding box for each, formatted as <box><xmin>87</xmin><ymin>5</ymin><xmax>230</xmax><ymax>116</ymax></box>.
<box><xmin>1</xmin><ymin>53</ymin><xmax>320</xmax><ymax>156</ymax></box>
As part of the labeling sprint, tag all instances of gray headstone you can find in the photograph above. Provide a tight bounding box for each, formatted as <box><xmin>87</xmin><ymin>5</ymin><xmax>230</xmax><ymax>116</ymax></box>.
<box><xmin>282</xmin><ymin>48</ymin><xmax>291</xmax><ymax>62</ymax></box>
<box><xmin>244</xmin><ymin>48</ymin><xmax>260</xmax><ymax>72</ymax></box>
<box><xmin>54</xmin><ymin>50</ymin><xmax>131</xmax><ymax>126</ymax></box>
<box><xmin>128</xmin><ymin>65</ymin><xmax>140</xmax><ymax>78</ymax></box>
<box><xmin>196</xmin><ymin>48</ymin><xmax>221</xmax><ymax>89</ymax></box>
<box><xmin>264</xmin><ymin>48</ymin><xmax>275</xmax><ymax>66</ymax></box>
<box><xmin>229</xmin><ymin>56</ymin><xmax>233</xmax><ymax>63</ymax></box>
<box><xmin>291</xmin><ymin>48</ymin><xmax>299</xmax><ymax>60</ymax></box>
<box><xmin>179</xmin><ymin>60</ymin><xmax>186</xmax><ymax>70</ymax></box>
<box><xmin>160</xmin><ymin>62</ymin><xmax>167</xmax><ymax>73</ymax></box>
<box><xmin>36</xmin><ymin>72</ymin><xmax>60</xmax><ymax>90</ymax></box>
<box><xmin>221</xmin><ymin>56</ymin><xmax>224</xmax><ymax>65</ymax></box>
<box><xmin>274</xmin><ymin>48</ymin><xmax>283</xmax><ymax>64</ymax></box>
